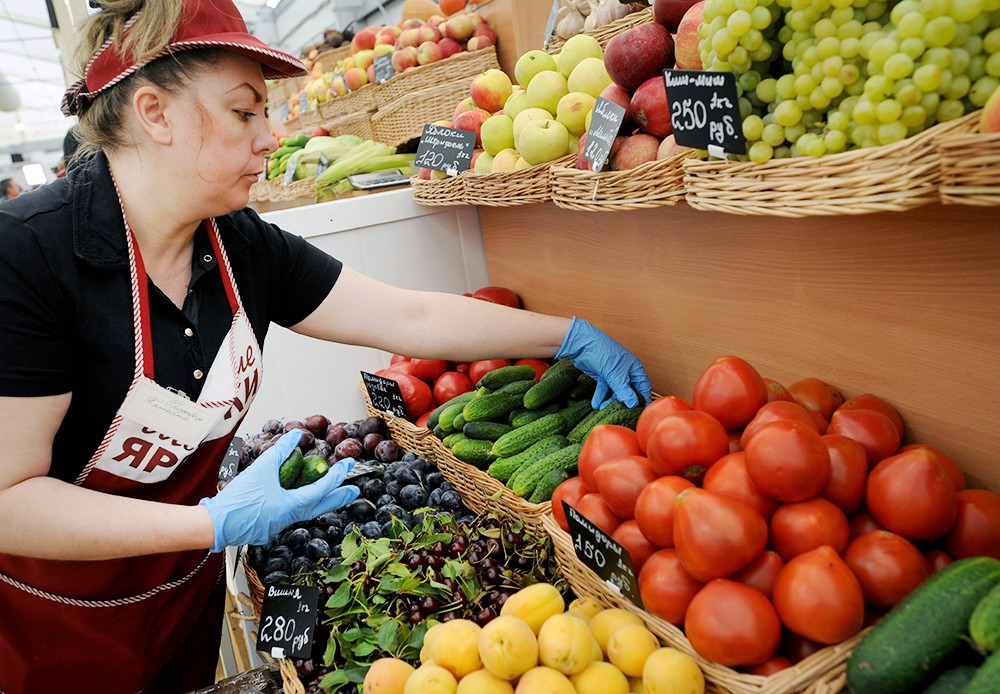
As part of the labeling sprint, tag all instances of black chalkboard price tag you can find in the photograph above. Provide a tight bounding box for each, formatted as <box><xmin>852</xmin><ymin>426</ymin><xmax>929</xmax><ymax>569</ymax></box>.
<box><xmin>582</xmin><ymin>97</ymin><xmax>626</xmax><ymax>172</ymax></box>
<box><xmin>563</xmin><ymin>501</ymin><xmax>643</xmax><ymax>607</ymax></box>
<box><xmin>361</xmin><ymin>371</ymin><xmax>408</xmax><ymax>418</ymax></box>
<box><xmin>413</xmin><ymin>124</ymin><xmax>477</xmax><ymax>176</ymax></box>
<box><xmin>317</xmin><ymin>152</ymin><xmax>330</xmax><ymax>175</ymax></box>
<box><xmin>662</xmin><ymin>69</ymin><xmax>746</xmax><ymax>156</ymax></box>
<box><xmin>256</xmin><ymin>584</ymin><xmax>319</xmax><ymax>659</ymax></box>
<box><xmin>374</xmin><ymin>54</ymin><xmax>394</xmax><ymax>84</ymax></box>
<box><xmin>218</xmin><ymin>435</ymin><xmax>242</xmax><ymax>484</ymax></box>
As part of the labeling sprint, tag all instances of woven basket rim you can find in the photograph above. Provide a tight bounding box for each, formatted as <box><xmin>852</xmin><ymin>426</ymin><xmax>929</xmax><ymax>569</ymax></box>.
<box><xmin>546</xmin><ymin>7</ymin><xmax>653</xmax><ymax>53</ymax></box>
<box><xmin>465</xmin><ymin>153</ymin><xmax>576</xmax><ymax>186</ymax></box>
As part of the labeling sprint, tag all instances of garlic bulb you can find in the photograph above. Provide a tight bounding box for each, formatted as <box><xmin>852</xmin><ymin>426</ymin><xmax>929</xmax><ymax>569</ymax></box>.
<box><xmin>592</xmin><ymin>0</ymin><xmax>640</xmax><ymax>26</ymax></box>
<box><xmin>555</xmin><ymin>2</ymin><xmax>586</xmax><ymax>39</ymax></box>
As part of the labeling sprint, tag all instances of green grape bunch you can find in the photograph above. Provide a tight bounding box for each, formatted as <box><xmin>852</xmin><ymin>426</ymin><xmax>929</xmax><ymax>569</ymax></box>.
<box><xmin>698</xmin><ymin>0</ymin><xmax>1000</xmax><ymax>162</ymax></box>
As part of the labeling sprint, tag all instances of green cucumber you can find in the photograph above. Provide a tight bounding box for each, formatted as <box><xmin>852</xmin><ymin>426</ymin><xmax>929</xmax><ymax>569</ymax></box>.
<box><xmin>970</xmin><ymin>581</ymin><xmax>1000</xmax><ymax>652</ymax></box>
<box><xmin>964</xmin><ymin>649</ymin><xmax>1000</xmax><ymax>694</ymax></box>
<box><xmin>442</xmin><ymin>432</ymin><xmax>467</xmax><ymax>448</ymax></box>
<box><xmin>509</xmin><ymin>443</ymin><xmax>582</xmax><ymax>498</ymax></box>
<box><xmin>433</xmin><ymin>424</ymin><xmax>446</xmax><ymax>439</ymax></box>
<box><xmin>528</xmin><ymin>468</ymin><xmax>569</xmax><ymax>504</ymax></box>
<box><xmin>426</xmin><ymin>391</ymin><xmax>476</xmax><ymax>431</ymax></box>
<box><xmin>278</xmin><ymin>447</ymin><xmax>304</xmax><ymax>489</ymax></box>
<box><xmin>451</xmin><ymin>413</ymin><xmax>466</xmax><ymax>432</ymax></box>
<box><xmin>494</xmin><ymin>379</ymin><xmax>536</xmax><ymax>397</ymax></box>
<box><xmin>491</xmin><ymin>413</ymin><xmax>567</xmax><ymax>458</ymax></box>
<box><xmin>463</xmin><ymin>420</ymin><xmax>515</xmax><ymax>442</ymax></box>
<box><xmin>557</xmin><ymin>399</ymin><xmax>595</xmax><ymax>430</ymax></box>
<box><xmin>846</xmin><ymin>556</ymin><xmax>1000</xmax><ymax>694</ymax></box>
<box><xmin>450</xmin><ymin>438</ymin><xmax>493</xmax><ymax>468</ymax></box>
<box><xmin>568</xmin><ymin>373</ymin><xmax>597</xmax><ymax>401</ymax></box>
<box><xmin>509</xmin><ymin>403</ymin><xmax>562</xmax><ymax>427</ymax></box>
<box><xmin>462</xmin><ymin>393</ymin><xmax>522</xmax><ymax>423</ymax></box>
<box><xmin>477</xmin><ymin>365</ymin><xmax>538</xmax><ymax>390</ymax></box>
<box><xmin>486</xmin><ymin>435</ymin><xmax>568</xmax><ymax>483</ymax></box>
<box><xmin>297</xmin><ymin>455</ymin><xmax>329</xmax><ymax>486</ymax></box>
<box><xmin>523</xmin><ymin>361</ymin><xmax>580</xmax><ymax>410</ymax></box>
<box><xmin>922</xmin><ymin>665</ymin><xmax>978</xmax><ymax>693</ymax></box>
<box><xmin>598</xmin><ymin>406</ymin><xmax>643</xmax><ymax>431</ymax></box>
<box><xmin>438</xmin><ymin>401</ymin><xmax>469</xmax><ymax>434</ymax></box>
<box><xmin>567</xmin><ymin>400</ymin><xmax>626</xmax><ymax>443</ymax></box>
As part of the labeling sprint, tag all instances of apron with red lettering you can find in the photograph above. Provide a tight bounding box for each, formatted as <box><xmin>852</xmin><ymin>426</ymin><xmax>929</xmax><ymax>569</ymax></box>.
<box><xmin>0</xmin><ymin>218</ymin><xmax>262</xmax><ymax>694</ymax></box>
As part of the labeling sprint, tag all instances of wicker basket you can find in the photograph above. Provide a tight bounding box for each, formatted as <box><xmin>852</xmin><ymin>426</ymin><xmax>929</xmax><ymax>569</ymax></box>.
<box><xmin>282</xmin><ymin>112</ymin><xmax>302</xmax><ymax>135</ymax></box>
<box><xmin>549</xmin><ymin>150</ymin><xmax>692</xmax><ymax>212</ymax></box>
<box><xmin>802</xmin><ymin>664</ymin><xmax>846</xmax><ymax>694</ymax></box>
<box><xmin>372</xmin><ymin>77</ymin><xmax>475</xmax><ymax>147</ymax></box>
<box><xmin>319</xmin><ymin>84</ymin><xmax>377</xmax><ymax>121</ymax></box>
<box><xmin>373</xmin><ymin>46</ymin><xmax>500</xmax><ymax>107</ymax></box>
<box><xmin>249</xmin><ymin>178</ymin><xmax>280</xmax><ymax>203</ymax></box>
<box><xmin>938</xmin><ymin>121</ymin><xmax>1000</xmax><ymax>206</ymax></box>
<box><xmin>244</xmin><ymin>555</ymin><xmax>266</xmax><ymax>617</ymax></box>
<box><xmin>267</xmin><ymin>77</ymin><xmax>303</xmax><ymax>109</ymax></box>
<box><xmin>464</xmin><ymin>154</ymin><xmax>575</xmax><ymax>206</ymax></box>
<box><xmin>546</xmin><ymin>8</ymin><xmax>653</xmax><ymax>54</ymax></box>
<box><xmin>410</xmin><ymin>171</ymin><xmax>469</xmax><ymax>206</ymax></box>
<box><xmin>314</xmin><ymin>44</ymin><xmax>352</xmax><ymax>72</ymax></box>
<box><xmin>358</xmin><ymin>381</ymin><xmax>438</xmax><ymax>458</ymax></box>
<box><xmin>269</xmin><ymin>176</ymin><xmax>318</xmax><ymax>203</ymax></box>
<box><xmin>541</xmin><ymin>513</ymin><xmax>867</xmax><ymax>694</ymax></box>
<box><xmin>279</xmin><ymin>657</ymin><xmax>306</xmax><ymax>694</ymax></box>
<box><xmin>296</xmin><ymin>108</ymin><xmax>321</xmax><ymax>134</ymax></box>
<box><xmin>683</xmin><ymin>112</ymin><xmax>981</xmax><ymax>218</ymax></box>
<box><xmin>320</xmin><ymin>108</ymin><xmax>376</xmax><ymax>141</ymax></box>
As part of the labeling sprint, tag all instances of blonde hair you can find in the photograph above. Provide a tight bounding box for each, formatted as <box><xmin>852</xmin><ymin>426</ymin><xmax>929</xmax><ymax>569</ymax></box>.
<box><xmin>72</xmin><ymin>0</ymin><xmax>219</xmax><ymax>161</ymax></box>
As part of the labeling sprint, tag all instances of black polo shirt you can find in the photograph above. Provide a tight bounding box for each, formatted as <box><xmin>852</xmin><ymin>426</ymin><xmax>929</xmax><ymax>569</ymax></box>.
<box><xmin>0</xmin><ymin>151</ymin><xmax>342</xmax><ymax>484</ymax></box>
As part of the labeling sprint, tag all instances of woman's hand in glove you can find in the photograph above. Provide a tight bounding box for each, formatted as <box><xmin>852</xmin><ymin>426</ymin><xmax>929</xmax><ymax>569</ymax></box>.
<box><xmin>556</xmin><ymin>317</ymin><xmax>652</xmax><ymax>410</ymax></box>
<box><xmin>199</xmin><ymin>429</ymin><xmax>360</xmax><ymax>552</ymax></box>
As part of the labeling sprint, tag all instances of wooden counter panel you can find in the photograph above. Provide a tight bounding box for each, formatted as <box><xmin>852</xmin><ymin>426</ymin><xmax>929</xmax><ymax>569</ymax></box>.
<box><xmin>479</xmin><ymin>203</ymin><xmax>1000</xmax><ymax>489</ymax></box>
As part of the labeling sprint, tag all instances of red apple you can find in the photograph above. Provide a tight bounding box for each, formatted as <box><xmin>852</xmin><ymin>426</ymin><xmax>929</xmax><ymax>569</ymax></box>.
<box><xmin>453</xmin><ymin>96</ymin><xmax>477</xmax><ymax>120</ymax></box>
<box><xmin>399</xmin><ymin>27</ymin><xmax>423</xmax><ymax>48</ymax></box>
<box><xmin>575</xmin><ymin>132</ymin><xmax>592</xmax><ymax>170</ymax></box>
<box><xmin>417</xmin><ymin>40</ymin><xmax>444</xmax><ymax>65</ymax></box>
<box><xmin>311</xmin><ymin>125</ymin><xmax>330</xmax><ymax>137</ymax></box>
<box><xmin>375</xmin><ymin>26</ymin><xmax>400</xmax><ymax>46</ymax></box>
<box><xmin>604</xmin><ymin>23</ymin><xmax>675</xmax><ymax>92</ymax></box>
<box><xmin>466</xmin><ymin>34</ymin><xmax>495</xmax><ymax>51</ymax></box>
<box><xmin>392</xmin><ymin>46</ymin><xmax>419</xmax><ymax>73</ymax></box>
<box><xmin>419</xmin><ymin>25</ymin><xmax>442</xmax><ymax>43</ymax></box>
<box><xmin>344</xmin><ymin>66</ymin><xmax>368</xmax><ymax>91</ymax></box>
<box><xmin>438</xmin><ymin>37</ymin><xmax>464</xmax><ymax>59</ymax></box>
<box><xmin>653</xmin><ymin>0</ymin><xmax>704</xmax><ymax>32</ymax></box>
<box><xmin>350</xmin><ymin>28</ymin><xmax>377</xmax><ymax>53</ymax></box>
<box><xmin>598</xmin><ymin>82</ymin><xmax>636</xmax><ymax>133</ymax></box>
<box><xmin>418</xmin><ymin>167</ymin><xmax>432</xmax><ymax>179</ymax></box>
<box><xmin>427</xmin><ymin>14</ymin><xmax>446</xmax><ymax>28</ymax></box>
<box><xmin>367</xmin><ymin>64</ymin><xmax>376</xmax><ymax>84</ymax></box>
<box><xmin>657</xmin><ymin>134</ymin><xmax>690</xmax><ymax>159</ymax></box>
<box><xmin>433</xmin><ymin>119</ymin><xmax>454</xmax><ymax>127</ymax></box>
<box><xmin>453</xmin><ymin>108</ymin><xmax>491</xmax><ymax>147</ymax></box>
<box><xmin>399</xmin><ymin>18</ymin><xmax>424</xmax><ymax>31</ymax></box>
<box><xmin>471</xmin><ymin>149</ymin><xmax>484</xmax><ymax>168</ymax></box>
<box><xmin>674</xmin><ymin>1</ymin><xmax>705</xmax><ymax>70</ymax></box>
<box><xmin>472</xmin><ymin>23</ymin><xmax>497</xmax><ymax>43</ymax></box>
<box><xmin>611</xmin><ymin>133</ymin><xmax>660</xmax><ymax>170</ymax></box>
<box><xmin>631</xmin><ymin>75</ymin><xmax>673</xmax><ymax>138</ymax></box>
<box><xmin>442</xmin><ymin>14</ymin><xmax>478</xmax><ymax>41</ymax></box>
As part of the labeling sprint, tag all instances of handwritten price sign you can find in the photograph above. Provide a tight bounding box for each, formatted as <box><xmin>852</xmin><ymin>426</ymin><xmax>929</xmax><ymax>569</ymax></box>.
<box><xmin>256</xmin><ymin>584</ymin><xmax>319</xmax><ymax>659</ymax></box>
<box><xmin>414</xmin><ymin>124</ymin><xmax>477</xmax><ymax>176</ymax></box>
<box><xmin>563</xmin><ymin>501</ymin><xmax>643</xmax><ymax>607</ymax></box>
<box><xmin>582</xmin><ymin>97</ymin><xmax>627</xmax><ymax>172</ymax></box>
<box><xmin>663</xmin><ymin>69</ymin><xmax>746</xmax><ymax>156</ymax></box>
<box><xmin>361</xmin><ymin>371</ymin><xmax>408</xmax><ymax>418</ymax></box>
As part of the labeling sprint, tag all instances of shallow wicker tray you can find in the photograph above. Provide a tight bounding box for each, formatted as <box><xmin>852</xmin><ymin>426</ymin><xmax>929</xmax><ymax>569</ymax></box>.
<box><xmin>464</xmin><ymin>154</ymin><xmax>575</xmax><ymax>207</ymax></box>
<box><xmin>550</xmin><ymin>150</ymin><xmax>692</xmax><ymax>212</ymax></box>
<box><xmin>546</xmin><ymin>8</ymin><xmax>653</xmax><ymax>53</ymax></box>
<box><xmin>372</xmin><ymin>77</ymin><xmax>474</xmax><ymax>147</ymax></box>
<box><xmin>938</xmin><ymin>126</ymin><xmax>1000</xmax><ymax>207</ymax></box>
<box><xmin>266</xmin><ymin>77</ymin><xmax>303</xmax><ymax>110</ymax></box>
<box><xmin>314</xmin><ymin>44</ymin><xmax>352</xmax><ymax>72</ymax></box>
<box><xmin>683</xmin><ymin>112</ymin><xmax>981</xmax><ymax>218</ymax></box>
<box><xmin>249</xmin><ymin>177</ymin><xmax>279</xmax><ymax>203</ymax></box>
<box><xmin>319</xmin><ymin>83</ymin><xmax>377</xmax><ymax>121</ymax></box>
<box><xmin>541</xmin><ymin>513</ymin><xmax>868</xmax><ymax>694</ymax></box>
<box><xmin>320</xmin><ymin>108</ymin><xmax>376</xmax><ymax>141</ymax></box>
<box><xmin>373</xmin><ymin>46</ymin><xmax>500</xmax><ymax>107</ymax></box>
<box><xmin>410</xmin><ymin>171</ymin><xmax>469</xmax><ymax>206</ymax></box>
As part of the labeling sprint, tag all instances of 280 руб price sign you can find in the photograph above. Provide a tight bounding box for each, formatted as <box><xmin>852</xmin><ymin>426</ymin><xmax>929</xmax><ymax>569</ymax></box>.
<box><xmin>256</xmin><ymin>584</ymin><xmax>320</xmax><ymax>659</ymax></box>
<box><xmin>662</xmin><ymin>69</ymin><xmax>746</xmax><ymax>156</ymax></box>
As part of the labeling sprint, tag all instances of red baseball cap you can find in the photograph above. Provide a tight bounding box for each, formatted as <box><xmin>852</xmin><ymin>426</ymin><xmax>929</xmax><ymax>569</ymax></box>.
<box><xmin>63</xmin><ymin>0</ymin><xmax>305</xmax><ymax>116</ymax></box>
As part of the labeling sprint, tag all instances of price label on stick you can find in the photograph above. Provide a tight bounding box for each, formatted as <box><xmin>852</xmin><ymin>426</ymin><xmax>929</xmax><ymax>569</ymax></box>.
<box><xmin>413</xmin><ymin>124</ymin><xmax>477</xmax><ymax>176</ymax></box>
<box><xmin>361</xmin><ymin>371</ymin><xmax>408</xmax><ymax>418</ymax></box>
<box><xmin>217</xmin><ymin>435</ymin><xmax>242</xmax><ymax>483</ymax></box>
<box><xmin>582</xmin><ymin>97</ymin><xmax>626</xmax><ymax>172</ymax></box>
<box><xmin>662</xmin><ymin>69</ymin><xmax>746</xmax><ymax>156</ymax></box>
<box><xmin>299</xmin><ymin>92</ymin><xmax>308</xmax><ymax>112</ymax></box>
<box><xmin>374</xmin><ymin>54</ymin><xmax>394</xmax><ymax>85</ymax></box>
<box><xmin>256</xmin><ymin>584</ymin><xmax>319</xmax><ymax>659</ymax></box>
<box><xmin>317</xmin><ymin>153</ymin><xmax>330</xmax><ymax>176</ymax></box>
<box><xmin>563</xmin><ymin>501</ymin><xmax>644</xmax><ymax>608</ymax></box>
<box><xmin>333</xmin><ymin>71</ymin><xmax>350</xmax><ymax>93</ymax></box>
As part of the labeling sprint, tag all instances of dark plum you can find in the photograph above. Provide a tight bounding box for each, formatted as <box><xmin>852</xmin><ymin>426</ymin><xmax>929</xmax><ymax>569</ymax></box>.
<box><xmin>334</xmin><ymin>438</ymin><xmax>364</xmax><ymax>461</ymax></box>
<box><xmin>395</xmin><ymin>467</ymin><xmax>421</xmax><ymax>488</ymax></box>
<box><xmin>290</xmin><ymin>556</ymin><xmax>313</xmax><ymax>575</ymax></box>
<box><xmin>247</xmin><ymin>545</ymin><xmax>267</xmax><ymax>570</ymax></box>
<box><xmin>427</xmin><ymin>488</ymin><xmax>444</xmax><ymax>508</ymax></box>
<box><xmin>439</xmin><ymin>482</ymin><xmax>454</xmax><ymax>493</ymax></box>
<box><xmin>305</xmin><ymin>414</ymin><xmax>330</xmax><ymax>437</ymax></box>
<box><xmin>310</xmin><ymin>527</ymin><xmax>326</xmax><ymax>539</ymax></box>
<box><xmin>345</xmin><ymin>499</ymin><xmax>376</xmax><ymax>522</ymax></box>
<box><xmin>359</xmin><ymin>521</ymin><xmax>382</xmax><ymax>538</ymax></box>
<box><xmin>315</xmin><ymin>512</ymin><xmax>345</xmax><ymax>528</ymax></box>
<box><xmin>325</xmin><ymin>526</ymin><xmax>343</xmax><ymax>545</ymax></box>
<box><xmin>375</xmin><ymin>494</ymin><xmax>395</xmax><ymax>508</ymax></box>
<box><xmin>385</xmin><ymin>480</ymin><xmax>402</xmax><ymax>498</ymax></box>
<box><xmin>284</xmin><ymin>528</ymin><xmax>312</xmax><ymax>552</ymax></box>
<box><xmin>363</xmin><ymin>433</ymin><xmax>384</xmax><ymax>454</ymax></box>
<box><xmin>311</xmin><ymin>439</ymin><xmax>332</xmax><ymax>459</ymax></box>
<box><xmin>268</xmin><ymin>545</ymin><xmax>294</xmax><ymax>563</ymax></box>
<box><xmin>399</xmin><ymin>484</ymin><xmax>427</xmax><ymax>510</ymax></box>
<box><xmin>375</xmin><ymin>503</ymin><xmax>406</xmax><ymax>525</ymax></box>
<box><xmin>374</xmin><ymin>440</ymin><xmax>401</xmax><ymax>464</ymax></box>
<box><xmin>282</xmin><ymin>420</ymin><xmax>305</xmax><ymax>433</ymax></box>
<box><xmin>440</xmin><ymin>490</ymin><xmax>463</xmax><ymax>512</ymax></box>
<box><xmin>263</xmin><ymin>556</ymin><xmax>289</xmax><ymax>574</ymax></box>
<box><xmin>425</xmin><ymin>472</ymin><xmax>444</xmax><ymax>490</ymax></box>
<box><xmin>362</xmin><ymin>478</ymin><xmax>385</xmax><ymax>501</ymax></box>
<box><xmin>262</xmin><ymin>419</ymin><xmax>283</xmax><ymax>435</ymax></box>
<box><xmin>305</xmin><ymin>538</ymin><xmax>332</xmax><ymax>560</ymax></box>
<box><xmin>297</xmin><ymin>430</ymin><xmax>316</xmax><ymax>450</ymax></box>
<box><xmin>325</xmin><ymin>424</ymin><xmax>349</xmax><ymax>448</ymax></box>
<box><xmin>343</xmin><ymin>423</ymin><xmax>360</xmax><ymax>439</ymax></box>
<box><xmin>358</xmin><ymin>416</ymin><xmax>388</xmax><ymax>438</ymax></box>
<box><xmin>262</xmin><ymin>571</ymin><xmax>291</xmax><ymax>585</ymax></box>
<box><xmin>401</xmin><ymin>452</ymin><xmax>419</xmax><ymax>463</ymax></box>
<box><xmin>380</xmin><ymin>520</ymin><xmax>394</xmax><ymax>537</ymax></box>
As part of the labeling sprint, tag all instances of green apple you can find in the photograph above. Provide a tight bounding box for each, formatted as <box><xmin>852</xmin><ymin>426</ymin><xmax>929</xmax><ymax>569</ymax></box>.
<box><xmin>474</xmin><ymin>151</ymin><xmax>495</xmax><ymax>173</ymax></box>
<box><xmin>490</xmin><ymin>148</ymin><xmax>519</xmax><ymax>172</ymax></box>
<box><xmin>555</xmin><ymin>34</ymin><xmax>603</xmax><ymax>78</ymax></box>
<box><xmin>513</xmin><ymin>156</ymin><xmax>532</xmax><ymax>169</ymax></box>
<box><xmin>556</xmin><ymin>91</ymin><xmax>597</xmax><ymax>137</ymax></box>
<box><xmin>373</xmin><ymin>43</ymin><xmax>394</xmax><ymax>58</ymax></box>
<box><xmin>503</xmin><ymin>90</ymin><xmax>531</xmax><ymax>121</ymax></box>
<box><xmin>514</xmin><ymin>50</ymin><xmax>559</xmax><ymax>88</ymax></box>
<box><xmin>567</xmin><ymin>57</ymin><xmax>612</xmax><ymax>99</ymax></box>
<box><xmin>566</xmin><ymin>135</ymin><xmax>580</xmax><ymax>156</ymax></box>
<box><xmin>480</xmin><ymin>113</ymin><xmax>515</xmax><ymax>156</ymax></box>
<box><xmin>525</xmin><ymin>70</ymin><xmax>568</xmax><ymax>116</ymax></box>
<box><xmin>512</xmin><ymin>108</ymin><xmax>554</xmax><ymax>149</ymax></box>
<box><xmin>585</xmin><ymin>108</ymin><xmax>593</xmax><ymax>132</ymax></box>
<box><xmin>518</xmin><ymin>119</ymin><xmax>571</xmax><ymax>165</ymax></box>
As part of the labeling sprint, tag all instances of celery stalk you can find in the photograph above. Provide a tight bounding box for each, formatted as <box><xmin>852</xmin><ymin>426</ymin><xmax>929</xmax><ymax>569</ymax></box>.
<box><xmin>314</xmin><ymin>141</ymin><xmax>397</xmax><ymax>190</ymax></box>
<box><xmin>356</xmin><ymin>153</ymin><xmax>416</xmax><ymax>174</ymax></box>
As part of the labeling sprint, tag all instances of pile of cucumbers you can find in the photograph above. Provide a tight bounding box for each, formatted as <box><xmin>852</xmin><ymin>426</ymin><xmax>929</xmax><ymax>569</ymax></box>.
<box><xmin>426</xmin><ymin>359</ymin><xmax>643</xmax><ymax>504</ymax></box>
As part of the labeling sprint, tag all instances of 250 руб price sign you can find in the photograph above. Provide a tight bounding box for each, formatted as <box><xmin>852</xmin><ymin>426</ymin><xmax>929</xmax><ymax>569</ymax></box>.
<box><xmin>662</xmin><ymin>69</ymin><xmax>746</xmax><ymax>157</ymax></box>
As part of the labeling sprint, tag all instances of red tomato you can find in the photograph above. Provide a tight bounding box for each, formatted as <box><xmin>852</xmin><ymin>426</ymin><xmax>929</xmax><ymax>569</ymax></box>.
<box><xmin>635</xmin><ymin>396</ymin><xmax>693</xmax><ymax>454</ymax></box>
<box><xmin>849</xmin><ymin>510</ymin><xmax>883</xmax><ymax>540</ymax></box>
<box><xmin>745</xmin><ymin>655</ymin><xmax>794</xmax><ymax>676</ymax></box>
<box><xmin>576</xmin><ymin>493</ymin><xmax>622</xmax><ymax>535</ymax></box>
<box><xmin>702</xmin><ymin>452</ymin><xmax>780</xmax><ymax>520</ymax></box>
<box><xmin>414</xmin><ymin>411</ymin><xmax>432</xmax><ymax>428</ymax></box>
<box><xmin>551</xmin><ymin>477</ymin><xmax>589</xmax><ymax>532</ymax></box>
<box><xmin>819</xmin><ymin>435</ymin><xmax>869</xmax><ymax>515</ymax></box>
<box><xmin>899</xmin><ymin>443</ymin><xmax>965</xmax><ymax>491</ymax></box>
<box><xmin>390</xmin><ymin>353</ymin><xmax>409</xmax><ymax>365</ymax></box>
<box><xmin>432</xmin><ymin>371</ymin><xmax>475</xmax><ymax>405</ymax></box>
<box><xmin>578</xmin><ymin>425</ymin><xmax>643</xmax><ymax>492</ymax></box>
<box><xmin>692</xmin><ymin>355</ymin><xmax>769</xmax><ymax>431</ymax></box>
<box><xmin>593</xmin><ymin>455</ymin><xmax>659</xmax><ymax>520</ymax></box>
<box><xmin>740</xmin><ymin>400</ymin><xmax>819</xmax><ymax>449</ymax></box>
<box><xmin>770</xmin><ymin>498</ymin><xmax>851</xmax><ymax>561</ymax></box>
<box><xmin>382</xmin><ymin>373</ymin><xmax>433</xmax><ymax>420</ymax></box>
<box><xmin>732</xmin><ymin>550</ymin><xmax>785</xmax><ymax>600</ymax></box>
<box><xmin>378</xmin><ymin>360</ymin><xmax>417</xmax><ymax>377</ymax></box>
<box><xmin>780</xmin><ymin>633</ymin><xmax>826</xmax><ymax>663</ymax></box>
<box><xmin>837</xmin><ymin>394</ymin><xmax>904</xmax><ymax>439</ymax></box>
<box><xmin>844</xmin><ymin>530</ymin><xmax>932</xmax><ymax>610</ymax></box>
<box><xmin>612</xmin><ymin>520</ymin><xmax>657</xmax><ymax>574</ymax></box>
<box><xmin>409</xmin><ymin>358</ymin><xmax>452</xmax><ymax>381</ymax></box>
<box><xmin>744</xmin><ymin>421</ymin><xmax>831</xmax><ymax>503</ymax></box>
<box><xmin>926</xmin><ymin>549</ymin><xmax>954</xmax><ymax>572</ymax></box>
<box><xmin>685</xmin><ymin>579</ymin><xmax>782</xmax><ymax>666</ymax></box>
<box><xmin>454</xmin><ymin>361</ymin><xmax>470</xmax><ymax>374</ymax></box>
<box><xmin>673</xmin><ymin>488</ymin><xmax>768</xmax><ymax>582</ymax></box>
<box><xmin>514</xmin><ymin>358</ymin><xmax>550</xmax><ymax>381</ymax></box>
<box><xmin>634</xmin><ymin>476</ymin><xmax>694</xmax><ymax>548</ymax></box>
<box><xmin>827</xmin><ymin>409</ymin><xmax>901</xmax><ymax>469</ymax></box>
<box><xmin>638</xmin><ymin>548</ymin><xmax>704</xmax><ymax>625</ymax></box>
<box><xmin>788</xmin><ymin>377</ymin><xmax>844</xmax><ymax>421</ymax></box>
<box><xmin>866</xmin><ymin>448</ymin><xmax>958</xmax><ymax>540</ymax></box>
<box><xmin>728</xmin><ymin>431</ymin><xmax>743</xmax><ymax>453</ymax></box>
<box><xmin>468</xmin><ymin>359</ymin><xmax>511</xmax><ymax>385</ymax></box>
<box><xmin>772</xmin><ymin>545</ymin><xmax>866</xmax><ymax>644</ymax></box>
<box><xmin>944</xmin><ymin>489</ymin><xmax>1000</xmax><ymax>560</ymax></box>
<box><xmin>471</xmin><ymin>285</ymin><xmax>521</xmax><ymax>308</ymax></box>
<box><xmin>810</xmin><ymin>411</ymin><xmax>830</xmax><ymax>435</ymax></box>
<box><xmin>646</xmin><ymin>410</ymin><xmax>729</xmax><ymax>477</ymax></box>
<box><xmin>763</xmin><ymin>378</ymin><xmax>794</xmax><ymax>403</ymax></box>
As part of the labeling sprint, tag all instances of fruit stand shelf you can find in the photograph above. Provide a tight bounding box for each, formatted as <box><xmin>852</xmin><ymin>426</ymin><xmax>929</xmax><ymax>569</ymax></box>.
<box><xmin>476</xmin><ymin>201</ymin><xmax>1000</xmax><ymax>491</ymax></box>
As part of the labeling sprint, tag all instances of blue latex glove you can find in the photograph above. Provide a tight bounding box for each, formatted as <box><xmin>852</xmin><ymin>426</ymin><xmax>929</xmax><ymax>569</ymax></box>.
<box><xmin>555</xmin><ymin>317</ymin><xmax>652</xmax><ymax>410</ymax></box>
<box><xmin>199</xmin><ymin>429</ymin><xmax>360</xmax><ymax>552</ymax></box>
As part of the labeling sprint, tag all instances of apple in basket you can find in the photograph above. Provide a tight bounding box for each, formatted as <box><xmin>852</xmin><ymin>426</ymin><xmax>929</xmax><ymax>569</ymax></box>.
<box><xmin>417</xmin><ymin>40</ymin><xmax>443</xmax><ymax>65</ymax></box>
<box><xmin>350</xmin><ymin>27</ymin><xmax>377</xmax><ymax>53</ymax></box>
<box><xmin>674</xmin><ymin>1</ymin><xmax>705</xmax><ymax>70</ymax></box>
<box><xmin>653</xmin><ymin>0</ymin><xmax>703</xmax><ymax>32</ymax></box>
<box><xmin>471</xmin><ymin>69</ymin><xmax>513</xmax><ymax>113</ymax></box>
<box><xmin>375</xmin><ymin>26</ymin><xmax>400</xmax><ymax>46</ymax></box>
<box><xmin>438</xmin><ymin>37</ymin><xmax>464</xmax><ymax>59</ymax></box>
<box><xmin>454</xmin><ymin>108</ymin><xmax>491</xmax><ymax>147</ymax></box>
<box><xmin>392</xmin><ymin>46</ymin><xmax>419</xmax><ymax>73</ymax></box>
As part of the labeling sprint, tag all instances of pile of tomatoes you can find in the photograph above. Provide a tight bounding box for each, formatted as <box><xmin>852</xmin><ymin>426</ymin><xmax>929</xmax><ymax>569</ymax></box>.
<box><xmin>550</xmin><ymin>355</ymin><xmax>1000</xmax><ymax>672</ymax></box>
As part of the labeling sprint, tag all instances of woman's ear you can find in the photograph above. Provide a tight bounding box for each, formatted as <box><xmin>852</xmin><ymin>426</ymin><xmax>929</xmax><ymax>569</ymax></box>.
<box><xmin>132</xmin><ymin>85</ymin><xmax>172</xmax><ymax>145</ymax></box>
